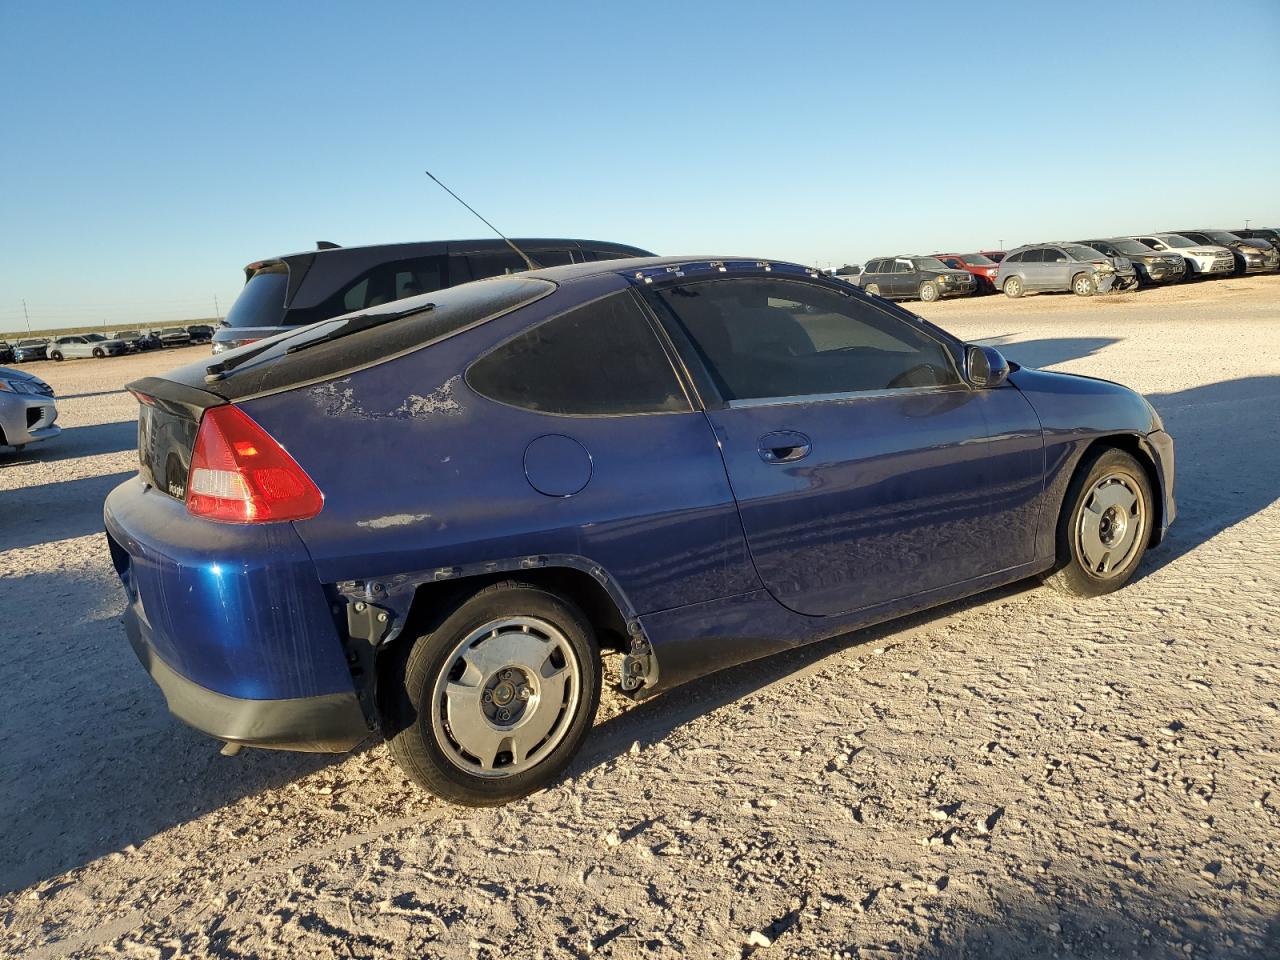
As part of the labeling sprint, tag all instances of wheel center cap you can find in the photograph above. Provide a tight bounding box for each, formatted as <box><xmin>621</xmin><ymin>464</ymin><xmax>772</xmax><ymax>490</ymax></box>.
<box><xmin>492</xmin><ymin>681</ymin><xmax>516</xmax><ymax>706</ymax></box>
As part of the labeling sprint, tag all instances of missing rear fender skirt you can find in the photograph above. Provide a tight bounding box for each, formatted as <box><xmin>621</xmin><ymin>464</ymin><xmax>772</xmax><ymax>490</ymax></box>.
<box><xmin>382</xmin><ymin>580</ymin><xmax>602</xmax><ymax>805</ymax></box>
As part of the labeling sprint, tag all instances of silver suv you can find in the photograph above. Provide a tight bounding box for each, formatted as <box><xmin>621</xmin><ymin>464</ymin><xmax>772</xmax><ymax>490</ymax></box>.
<box><xmin>994</xmin><ymin>243</ymin><xmax>1139</xmax><ymax>298</ymax></box>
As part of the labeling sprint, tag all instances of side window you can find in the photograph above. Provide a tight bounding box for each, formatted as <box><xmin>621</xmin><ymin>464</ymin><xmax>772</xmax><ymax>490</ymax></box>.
<box><xmin>467</xmin><ymin>292</ymin><xmax>689</xmax><ymax>416</ymax></box>
<box><xmin>654</xmin><ymin>278</ymin><xmax>962</xmax><ymax>402</ymax></box>
<box><xmin>941</xmin><ymin>257</ymin><xmax>963</xmax><ymax>268</ymax></box>
<box><xmin>1046</xmin><ymin>248</ymin><xmax>1068</xmax><ymax>263</ymax></box>
<box><xmin>867</xmin><ymin>260</ymin><xmax>884</xmax><ymax>274</ymax></box>
<box><xmin>332</xmin><ymin>256</ymin><xmax>448</xmax><ymax>314</ymax></box>
<box><xmin>1024</xmin><ymin>249</ymin><xmax>1046</xmax><ymax>263</ymax></box>
<box><xmin>1006</xmin><ymin>251</ymin><xmax>1024</xmax><ymax>263</ymax></box>
<box><xmin>526</xmin><ymin>249</ymin><xmax>574</xmax><ymax>267</ymax></box>
<box><xmin>892</xmin><ymin>260</ymin><xmax>909</xmax><ymax>274</ymax></box>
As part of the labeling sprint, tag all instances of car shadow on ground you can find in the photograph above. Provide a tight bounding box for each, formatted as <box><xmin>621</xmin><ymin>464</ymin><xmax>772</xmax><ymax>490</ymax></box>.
<box><xmin>0</xmin><ymin>470</ymin><xmax>134</xmax><ymax>551</ymax></box>
<box><xmin>0</xmin><ymin>419</ymin><xmax>136</xmax><ymax>466</ymax></box>
<box><xmin>1141</xmin><ymin>375</ymin><xmax>1280</xmax><ymax>569</ymax></box>
<box><xmin>974</xmin><ymin>335</ymin><xmax>1122</xmax><ymax>369</ymax></box>
<box><xmin>910</xmin><ymin>889</ymin><xmax>1279</xmax><ymax>959</ymax></box>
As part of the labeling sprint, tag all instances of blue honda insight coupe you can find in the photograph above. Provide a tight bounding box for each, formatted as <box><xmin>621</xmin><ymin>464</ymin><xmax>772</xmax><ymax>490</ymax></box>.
<box><xmin>105</xmin><ymin>256</ymin><xmax>1175</xmax><ymax>805</ymax></box>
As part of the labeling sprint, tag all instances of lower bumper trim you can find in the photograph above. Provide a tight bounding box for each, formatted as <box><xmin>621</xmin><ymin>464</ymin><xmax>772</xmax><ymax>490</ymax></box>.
<box><xmin>127</xmin><ymin>616</ymin><xmax>369</xmax><ymax>753</ymax></box>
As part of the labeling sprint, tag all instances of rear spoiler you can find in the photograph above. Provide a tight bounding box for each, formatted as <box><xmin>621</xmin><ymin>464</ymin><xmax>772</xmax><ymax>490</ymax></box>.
<box><xmin>126</xmin><ymin>376</ymin><xmax>225</xmax><ymax>419</ymax></box>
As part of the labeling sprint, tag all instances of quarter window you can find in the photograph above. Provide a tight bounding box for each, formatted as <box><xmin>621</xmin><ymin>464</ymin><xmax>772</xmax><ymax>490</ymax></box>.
<box><xmin>654</xmin><ymin>278</ymin><xmax>962</xmax><ymax>402</ymax></box>
<box><xmin>1006</xmin><ymin>251</ymin><xmax>1024</xmax><ymax>263</ymax></box>
<box><xmin>467</xmin><ymin>292</ymin><xmax>689</xmax><ymax>416</ymax></box>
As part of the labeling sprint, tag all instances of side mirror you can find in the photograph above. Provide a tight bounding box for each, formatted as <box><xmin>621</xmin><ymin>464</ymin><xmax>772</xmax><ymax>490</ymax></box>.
<box><xmin>966</xmin><ymin>344</ymin><xmax>1010</xmax><ymax>388</ymax></box>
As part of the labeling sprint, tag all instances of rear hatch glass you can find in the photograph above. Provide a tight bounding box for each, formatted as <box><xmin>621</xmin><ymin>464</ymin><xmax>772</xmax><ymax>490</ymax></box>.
<box><xmin>223</xmin><ymin>266</ymin><xmax>289</xmax><ymax>329</ymax></box>
<box><xmin>137</xmin><ymin>399</ymin><xmax>200</xmax><ymax>500</ymax></box>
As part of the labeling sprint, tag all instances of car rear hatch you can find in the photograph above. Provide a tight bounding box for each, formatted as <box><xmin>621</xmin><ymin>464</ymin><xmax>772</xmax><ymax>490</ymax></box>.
<box><xmin>128</xmin><ymin>275</ymin><xmax>556</xmax><ymax>502</ymax></box>
<box><xmin>212</xmin><ymin>259</ymin><xmax>297</xmax><ymax>352</ymax></box>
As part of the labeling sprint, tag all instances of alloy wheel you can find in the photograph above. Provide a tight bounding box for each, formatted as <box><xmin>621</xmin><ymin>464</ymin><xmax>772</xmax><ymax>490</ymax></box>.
<box><xmin>1076</xmin><ymin>473</ymin><xmax>1145</xmax><ymax>577</ymax></box>
<box><xmin>430</xmin><ymin>616</ymin><xmax>582</xmax><ymax>778</ymax></box>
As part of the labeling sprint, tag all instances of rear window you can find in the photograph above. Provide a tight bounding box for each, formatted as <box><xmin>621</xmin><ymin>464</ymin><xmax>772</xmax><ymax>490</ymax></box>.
<box><xmin>224</xmin><ymin>268</ymin><xmax>289</xmax><ymax>329</ymax></box>
<box><xmin>186</xmin><ymin>277</ymin><xmax>557</xmax><ymax>402</ymax></box>
<box><xmin>466</xmin><ymin>292</ymin><xmax>689</xmax><ymax>416</ymax></box>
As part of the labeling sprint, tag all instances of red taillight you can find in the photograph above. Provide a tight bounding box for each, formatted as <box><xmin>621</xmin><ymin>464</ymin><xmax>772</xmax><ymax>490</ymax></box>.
<box><xmin>186</xmin><ymin>405</ymin><xmax>323</xmax><ymax>523</ymax></box>
<box><xmin>129</xmin><ymin>389</ymin><xmax>156</xmax><ymax>406</ymax></box>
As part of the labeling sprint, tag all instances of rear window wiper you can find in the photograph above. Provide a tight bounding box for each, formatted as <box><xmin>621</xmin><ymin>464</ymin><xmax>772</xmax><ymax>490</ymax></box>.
<box><xmin>203</xmin><ymin>303</ymin><xmax>433</xmax><ymax>384</ymax></box>
<box><xmin>284</xmin><ymin>302</ymin><xmax>434</xmax><ymax>357</ymax></box>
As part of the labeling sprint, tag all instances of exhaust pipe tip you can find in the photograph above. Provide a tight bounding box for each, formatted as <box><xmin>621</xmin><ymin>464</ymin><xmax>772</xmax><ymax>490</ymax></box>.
<box><xmin>219</xmin><ymin>742</ymin><xmax>244</xmax><ymax>757</ymax></box>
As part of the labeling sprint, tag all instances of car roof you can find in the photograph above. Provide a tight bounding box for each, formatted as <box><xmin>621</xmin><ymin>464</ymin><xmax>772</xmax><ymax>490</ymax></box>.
<box><xmin>508</xmin><ymin>254</ymin><xmax>810</xmax><ymax>284</ymax></box>
<box><xmin>262</xmin><ymin>237</ymin><xmax>653</xmax><ymax>266</ymax></box>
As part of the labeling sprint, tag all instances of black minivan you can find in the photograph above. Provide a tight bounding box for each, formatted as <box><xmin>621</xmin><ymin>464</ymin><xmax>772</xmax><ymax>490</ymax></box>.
<box><xmin>212</xmin><ymin>238</ymin><xmax>654</xmax><ymax>352</ymax></box>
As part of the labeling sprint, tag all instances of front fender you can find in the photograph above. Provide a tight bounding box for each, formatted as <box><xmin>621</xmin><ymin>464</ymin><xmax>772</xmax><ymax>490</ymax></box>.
<box><xmin>1009</xmin><ymin>366</ymin><xmax>1173</xmax><ymax>558</ymax></box>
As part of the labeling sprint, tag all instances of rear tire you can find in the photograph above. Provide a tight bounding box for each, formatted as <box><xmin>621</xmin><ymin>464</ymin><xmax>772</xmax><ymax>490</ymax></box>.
<box><xmin>1072</xmin><ymin>273</ymin><xmax>1097</xmax><ymax>297</ymax></box>
<box><xmin>50</xmin><ymin>351</ymin><xmax>63</xmax><ymax>361</ymax></box>
<box><xmin>918</xmin><ymin>281</ymin><xmax>940</xmax><ymax>302</ymax></box>
<box><xmin>384</xmin><ymin>580</ymin><xmax>602</xmax><ymax>806</ymax></box>
<box><xmin>865</xmin><ymin>283</ymin><xmax>882</xmax><ymax>297</ymax></box>
<box><xmin>1003</xmin><ymin>276</ymin><xmax>1024</xmax><ymax>298</ymax></box>
<box><xmin>1043</xmin><ymin>447</ymin><xmax>1153</xmax><ymax>598</ymax></box>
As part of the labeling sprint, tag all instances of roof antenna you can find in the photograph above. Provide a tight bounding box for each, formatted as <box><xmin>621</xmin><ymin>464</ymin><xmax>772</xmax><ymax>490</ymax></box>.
<box><xmin>424</xmin><ymin>169</ymin><xmax>540</xmax><ymax>271</ymax></box>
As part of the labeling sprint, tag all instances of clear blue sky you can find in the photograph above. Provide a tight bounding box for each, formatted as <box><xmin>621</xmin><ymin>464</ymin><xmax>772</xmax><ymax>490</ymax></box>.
<box><xmin>2</xmin><ymin>0</ymin><xmax>1277</xmax><ymax>333</ymax></box>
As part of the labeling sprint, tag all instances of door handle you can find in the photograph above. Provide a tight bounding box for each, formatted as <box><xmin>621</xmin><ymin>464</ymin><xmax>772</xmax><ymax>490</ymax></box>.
<box><xmin>758</xmin><ymin>431</ymin><xmax>812</xmax><ymax>464</ymax></box>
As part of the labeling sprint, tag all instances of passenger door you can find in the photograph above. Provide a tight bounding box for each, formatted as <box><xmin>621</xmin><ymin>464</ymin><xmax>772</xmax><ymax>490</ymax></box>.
<box><xmin>1043</xmin><ymin>246</ymin><xmax>1072</xmax><ymax>290</ymax></box>
<box><xmin>1020</xmin><ymin>248</ymin><xmax>1048</xmax><ymax>289</ymax></box>
<box><xmin>651</xmin><ymin>276</ymin><xmax>1044</xmax><ymax>617</ymax></box>
<box><xmin>891</xmin><ymin>258</ymin><xmax>916</xmax><ymax>297</ymax></box>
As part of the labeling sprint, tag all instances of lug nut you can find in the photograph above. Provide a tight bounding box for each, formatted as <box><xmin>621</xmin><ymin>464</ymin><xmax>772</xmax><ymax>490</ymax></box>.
<box><xmin>519</xmin><ymin>687</ymin><xmax>530</xmax><ymax>700</ymax></box>
<box><xmin>482</xmin><ymin>692</ymin><xmax>492</xmax><ymax>703</ymax></box>
<box><xmin>498</xmin><ymin>709</ymin><xmax>510</xmax><ymax>721</ymax></box>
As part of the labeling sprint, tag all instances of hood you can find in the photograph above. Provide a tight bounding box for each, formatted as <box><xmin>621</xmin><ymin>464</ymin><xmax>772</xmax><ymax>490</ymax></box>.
<box><xmin>0</xmin><ymin>366</ymin><xmax>38</xmax><ymax>382</ymax></box>
<box><xmin>1008</xmin><ymin>365</ymin><xmax>1161</xmax><ymax>433</ymax></box>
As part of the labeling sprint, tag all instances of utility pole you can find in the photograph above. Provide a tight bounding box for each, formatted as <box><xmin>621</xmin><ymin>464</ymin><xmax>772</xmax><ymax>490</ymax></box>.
<box><xmin>21</xmin><ymin>299</ymin><xmax>31</xmax><ymax>335</ymax></box>
<box><xmin>1245</xmin><ymin>219</ymin><xmax>1251</xmax><ymax>229</ymax></box>
<box><xmin>213</xmin><ymin>294</ymin><xmax>221</xmax><ymax>321</ymax></box>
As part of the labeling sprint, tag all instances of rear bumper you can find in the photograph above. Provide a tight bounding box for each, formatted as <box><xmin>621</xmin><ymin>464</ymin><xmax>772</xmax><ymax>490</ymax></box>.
<box><xmin>105</xmin><ymin>476</ymin><xmax>369</xmax><ymax>752</ymax></box>
<box><xmin>125</xmin><ymin>613</ymin><xmax>367</xmax><ymax>751</ymax></box>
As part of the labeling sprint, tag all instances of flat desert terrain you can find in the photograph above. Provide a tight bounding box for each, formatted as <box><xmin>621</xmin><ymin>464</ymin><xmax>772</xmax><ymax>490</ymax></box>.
<box><xmin>1</xmin><ymin>276</ymin><xmax>1278</xmax><ymax>959</ymax></box>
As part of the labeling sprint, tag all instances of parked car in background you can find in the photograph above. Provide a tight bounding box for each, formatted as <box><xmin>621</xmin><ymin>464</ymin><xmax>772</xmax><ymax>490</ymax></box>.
<box><xmin>212</xmin><ymin>238</ymin><xmax>655</xmax><ymax>353</ymax></box>
<box><xmin>0</xmin><ymin>366</ymin><xmax>59</xmax><ymax>451</ymax></box>
<box><xmin>834</xmin><ymin>264</ymin><xmax>862</xmax><ymax>278</ymax></box>
<box><xmin>981</xmin><ymin>250</ymin><xmax>1006</xmax><ymax>263</ymax></box>
<box><xmin>1172</xmin><ymin>230</ymin><xmax>1278</xmax><ymax>274</ymax></box>
<box><xmin>13</xmin><ymin>339</ymin><xmax>49</xmax><ymax>362</ymax></box>
<box><xmin>105</xmin><ymin>255</ymin><xmax>1174</xmax><ymax>805</ymax></box>
<box><xmin>1131</xmin><ymin>234</ymin><xmax>1235</xmax><ymax>279</ymax></box>
<box><xmin>1077</xmin><ymin>238</ymin><xmax>1186</xmax><ymax>286</ymax></box>
<box><xmin>187</xmin><ymin>324</ymin><xmax>215</xmax><ymax>344</ymax></box>
<box><xmin>0</xmin><ymin>342</ymin><xmax>13</xmax><ymax>364</ymax></box>
<box><xmin>995</xmin><ymin>244</ymin><xmax>1138</xmax><ymax>298</ymax></box>
<box><xmin>156</xmin><ymin>327</ymin><xmax>194</xmax><ymax>348</ymax></box>
<box><xmin>113</xmin><ymin>330</ymin><xmax>164</xmax><ymax>352</ymax></box>
<box><xmin>49</xmin><ymin>333</ymin><xmax>128</xmax><ymax>361</ymax></box>
<box><xmin>858</xmin><ymin>256</ymin><xmax>976</xmax><ymax>301</ymax></box>
<box><xmin>1231</xmin><ymin>226</ymin><xmax>1280</xmax><ymax>256</ymax></box>
<box><xmin>935</xmin><ymin>252</ymin><xmax>1001</xmax><ymax>293</ymax></box>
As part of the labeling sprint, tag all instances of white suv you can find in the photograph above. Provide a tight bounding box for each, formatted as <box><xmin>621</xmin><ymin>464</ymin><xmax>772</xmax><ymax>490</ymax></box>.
<box><xmin>1131</xmin><ymin>234</ymin><xmax>1233</xmax><ymax>278</ymax></box>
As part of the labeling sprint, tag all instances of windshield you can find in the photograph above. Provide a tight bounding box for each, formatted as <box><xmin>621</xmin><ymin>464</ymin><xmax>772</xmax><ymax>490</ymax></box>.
<box><xmin>1064</xmin><ymin>245</ymin><xmax>1106</xmax><ymax>261</ymax></box>
<box><xmin>957</xmin><ymin>253</ymin><xmax>995</xmax><ymax>265</ymax></box>
<box><xmin>224</xmin><ymin>267</ymin><xmax>289</xmax><ymax>329</ymax></box>
<box><xmin>913</xmin><ymin>257</ymin><xmax>952</xmax><ymax>271</ymax></box>
<box><xmin>18</xmin><ymin>340</ymin><xmax>41</xmax><ymax>347</ymax></box>
<box><xmin>1159</xmin><ymin>234</ymin><xmax>1197</xmax><ymax>248</ymax></box>
<box><xmin>1202</xmin><ymin>230</ymin><xmax>1241</xmax><ymax>245</ymax></box>
<box><xmin>85</xmin><ymin>334</ymin><xmax>106</xmax><ymax>341</ymax></box>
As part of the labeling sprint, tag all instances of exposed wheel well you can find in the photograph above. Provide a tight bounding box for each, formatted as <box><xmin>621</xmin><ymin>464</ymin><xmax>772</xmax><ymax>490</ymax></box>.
<box><xmin>384</xmin><ymin>567</ymin><xmax>632</xmax><ymax>662</ymax></box>
<box><xmin>1076</xmin><ymin>434</ymin><xmax>1164</xmax><ymax>545</ymax></box>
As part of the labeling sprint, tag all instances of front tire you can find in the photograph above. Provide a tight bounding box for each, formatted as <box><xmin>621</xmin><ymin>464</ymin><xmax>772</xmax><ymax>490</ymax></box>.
<box><xmin>1003</xmin><ymin>276</ymin><xmax>1024</xmax><ymax>298</ymax></box>
<box><xmin>1072</xmin><ymin>272</ymin><xmax>1097</xmax><ymax>297</ymax></box>
<box><xmin>918</xmin><ymin>280</ymin><xmax>940</xmax><ymax>302</ymax></box>
<box><xmin>385</xmin><ymin>581</ymin><xmax>601</xmax><ymax>806</ymax></box>
<box><xmin>1043</xmin><ymin>447</ymin><xmax>1153</xmax><ymax>598</ymax></box>
<box><xmin>92</xmin><ymin>347</ymin><xmax>105</xmax><ymax>358</ymax></box>
<box><xmin>51</xmin><ymin>351</ymin><xmax>63</xmax><ymax>361</ymax></box>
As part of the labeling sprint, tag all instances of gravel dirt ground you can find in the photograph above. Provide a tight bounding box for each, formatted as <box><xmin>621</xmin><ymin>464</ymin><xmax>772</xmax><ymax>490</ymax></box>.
<box><xmin>2</xmin><ymin>276</ymin><xmax>1278</xmax><ymax>959</ymax></box>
